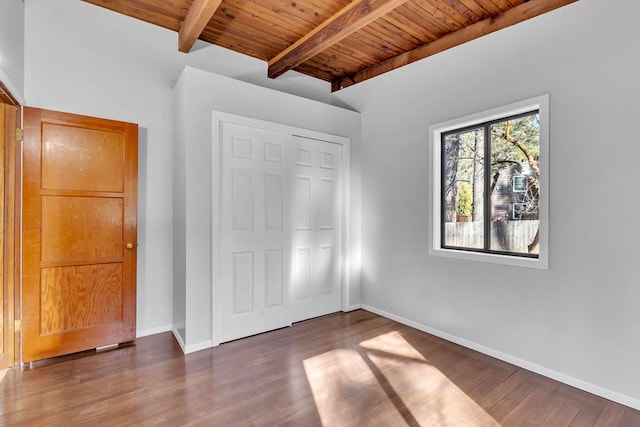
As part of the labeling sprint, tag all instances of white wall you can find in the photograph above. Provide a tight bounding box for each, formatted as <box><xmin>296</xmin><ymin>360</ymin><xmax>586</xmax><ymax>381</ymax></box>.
<box><xmin>0</xmin><ymin>0</ymin><xmax>25</xmax><ymax>102</ymax></box>
<box><xmin>24</xmin><ymin>0</ymin><xmax>334</xmax><ymax>336</ymax></box>
<box><xmin>334</xmin><ymin>0</ymin><xmax>640</xmax><ymax>408</ymax></box>
<box><xmin>173</xmin><ymin>67</ymin><xmax>361</xmax><ymax>350</ymax></box>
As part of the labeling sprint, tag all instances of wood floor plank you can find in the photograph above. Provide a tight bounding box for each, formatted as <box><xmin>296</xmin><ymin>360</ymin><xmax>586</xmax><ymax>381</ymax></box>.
<box><xmin>0</xmin><ymin>310</ymin><xmax>638</xmax><ymax>426</ymax></box>
<box><xmin>594</xmin><ymin>401</ymin><xmax>627</xmax><ymax>426</ymax></box>
<box><xmin>499</xmin><ymin>380</ymin><xmax>557</xmax><ymax>426</ymax></box>
<box><xmin>477</xmin><ymin>368</ymin><xmax>531</xmax><ymax>409</ymax></box>
<box><xmin>486</xmin><ymin>376</ymin><xmax>540</xmax><ymax>421</ymax></box>
<box><xmin>521</xmin><ymin>386</ymin><xmax>581</xmax><ymax>426</ymax></box>
<box><xmin>466</xmin><ymin>362</ymin><xmax>519</xmax><ymax>402</ymax></box>
<box><xmin>619</xmin><ymin>407</ymin><xmax>640</xmax><ymax>427</ymax></box>
<box><xmin>567</xmin><ymin>388</ymin><xmax>609</xmax><ymax>426</ymax></box>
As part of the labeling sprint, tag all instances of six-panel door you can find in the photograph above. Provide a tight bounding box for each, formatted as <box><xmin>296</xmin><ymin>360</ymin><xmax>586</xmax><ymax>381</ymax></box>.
<box><xmin>290</xmin><ymin>136</ymin><xmax>342</xmax><ymax>324</ymax></box>
<box><xmin>218</xmin><ymin>122</ymin><xmax>343</xmax><ymax>343</ymax></box>
<box><xmin>219</xmin><ymin>122</ymin><xmax>291</xmax><ymax>343</ymax></box>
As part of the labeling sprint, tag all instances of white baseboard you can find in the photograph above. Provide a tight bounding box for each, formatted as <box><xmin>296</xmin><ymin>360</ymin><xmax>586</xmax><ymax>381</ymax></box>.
<box><xmin>183</xmin><ymin>340</ymin><xmax>214</xmax><ymax>354</ymax></box>
<box><xmin>170</xmin><ymin>327</ymin><xmax>214</xmax><ymax>355</ymax></box>
<box><xmin>361</xmin><ymin>304</ymin><xmax>640</xmax><ymax>411</ymax></box>
<box><xmin>136</xmin><ymin>324</ymin><xmax>172</xmax><ymax>338</ymax></box>
<box><xmin>343</xmin><ymin>304</ymin><xmax>363</xmax><ymax>312</ymax></box>
<box><xmin>171</xmin><ymin>327</ymin><xmax>187</xmax><ymax>353</ymax></box>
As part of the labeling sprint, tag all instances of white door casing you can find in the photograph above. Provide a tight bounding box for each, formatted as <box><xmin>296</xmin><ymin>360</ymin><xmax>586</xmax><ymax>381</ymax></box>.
<box><xmin>212</xmin><ymin>112</ymin><xmax>350</xmax><ymax>345</ymax></box>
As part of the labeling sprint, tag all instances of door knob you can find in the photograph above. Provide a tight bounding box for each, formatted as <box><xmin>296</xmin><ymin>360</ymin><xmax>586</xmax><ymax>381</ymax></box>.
<box><xmin>126</xmin><ymin>242</ymin><xmax>135</xmax><ymax>250</ymax></box>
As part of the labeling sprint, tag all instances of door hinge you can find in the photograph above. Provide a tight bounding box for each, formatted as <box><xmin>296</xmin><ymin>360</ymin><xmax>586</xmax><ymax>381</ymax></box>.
<box><xmin>14</xmin><ymin>319</ymin><xmax>22</xmax><ymax>332</ymax></box>
<box><xmin>15</xmin><ymin>128</ymin><xmax>23</xmax><ymax>141</ymax></box>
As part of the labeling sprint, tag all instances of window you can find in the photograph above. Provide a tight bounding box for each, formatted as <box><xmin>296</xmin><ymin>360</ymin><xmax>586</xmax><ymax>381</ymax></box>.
<box><xmin>429</xmin><ymin>95</ymin><xmax>549</xmax><ymax>269</ymax></box>
<box><xmin>512</xmin><ymin>175</ymin><xmax>527</xmax><ymax>192</ymax></box>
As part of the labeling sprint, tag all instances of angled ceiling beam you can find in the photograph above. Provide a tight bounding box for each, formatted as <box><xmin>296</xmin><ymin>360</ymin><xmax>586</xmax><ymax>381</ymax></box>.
<box><xmin>333</xmin><ymin>0</ymin><xmax>579</xmax><ymax>91</ymax></box>
<box><xmin>178</xmin><ymin>0</ymin><xmax>223</xmax><ymax>53</ymax></box>
<box><xmin>268</xmin><ymin>0</ymin><xmax>410</xmax><ymax>79</ymax></box>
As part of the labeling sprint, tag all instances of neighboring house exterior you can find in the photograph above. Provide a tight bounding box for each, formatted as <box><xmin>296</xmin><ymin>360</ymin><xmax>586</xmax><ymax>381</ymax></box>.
<box><xmin>490</xmin><ymin>161</ymin><xmax>538</xmax><ymax>222</ymax></box>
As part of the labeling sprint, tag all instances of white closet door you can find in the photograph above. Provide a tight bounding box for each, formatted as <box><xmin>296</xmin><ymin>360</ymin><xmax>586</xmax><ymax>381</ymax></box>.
<box><xmin>218</xmin><ymin>121</ymin><xmax>344</xmax><ymax>343</ymax></box>
<box><xmin>219</xmin><ymin>122</ymin><xmax>292</xmax><ymax>343</ymax></box>
<box><xmin>290</xmin><ymin>136</ymin><xmax>342</xmax><ymax>323</ymax></box>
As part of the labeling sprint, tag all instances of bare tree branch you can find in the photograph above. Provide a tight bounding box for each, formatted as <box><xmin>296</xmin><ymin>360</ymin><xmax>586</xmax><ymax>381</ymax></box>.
<box><xmin>492</xmin><ymin>121</ymin><xmax>539</xmax><ymax>176</ymax></box>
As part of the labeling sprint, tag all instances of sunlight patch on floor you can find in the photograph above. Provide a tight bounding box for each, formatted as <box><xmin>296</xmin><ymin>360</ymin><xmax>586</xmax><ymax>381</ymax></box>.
<box><xmin>304</xmin><ymin>331</ymin><xmax>500</xmax><ymax>426</ymax></box>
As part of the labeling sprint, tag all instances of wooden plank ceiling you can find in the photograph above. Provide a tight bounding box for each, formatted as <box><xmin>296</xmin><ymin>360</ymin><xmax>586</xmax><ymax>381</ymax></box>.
<box><xmin>82</xmin><ymin>0</ymin><xmax>578</xmax><ymax>91</ymax></box>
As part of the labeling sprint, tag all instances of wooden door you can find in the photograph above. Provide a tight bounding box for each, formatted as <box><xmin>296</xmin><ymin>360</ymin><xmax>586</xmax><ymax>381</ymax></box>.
<box><xmin>290</xmin><ymin>136</ymin><xmax>342</xmax><ymax>323</ymax></box>
<box><xmin>0</xmin><ymin>102</ymin><xmax>19</xmax><ymax>368</ymax></box>
<box><xmin>218</xmin><ymin>122</ymin><xmax>292</xmax><ymax>343</ymax></box>
<box><xmin>22</xmin><ymin>107</ymin><xmax>138</xmax><ymax>362</ymax></box>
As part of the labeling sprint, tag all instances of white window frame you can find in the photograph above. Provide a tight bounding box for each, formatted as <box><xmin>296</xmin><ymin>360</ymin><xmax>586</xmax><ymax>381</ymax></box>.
<box><xmin>428</xmin><ymin>95</ymin><xmax>549</xmax><ymax>269</ymax></box>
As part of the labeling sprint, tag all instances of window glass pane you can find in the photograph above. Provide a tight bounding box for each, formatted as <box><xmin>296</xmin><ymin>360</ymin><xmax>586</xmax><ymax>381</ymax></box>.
<box><xmin>489</xmin><ymin>113</ymin><xmax>540</xmax><ymax>255</ymax></box>
<box><xmin>442</xmin><ymin>127</ymin><xmax>484</xmax><ymax>249</ymax></box>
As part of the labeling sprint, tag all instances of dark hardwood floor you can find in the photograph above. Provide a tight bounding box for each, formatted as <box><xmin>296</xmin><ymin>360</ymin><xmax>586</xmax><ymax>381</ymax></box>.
<box><xmin>1</xmin><ymin>310</ymin><xmax>639</xmax><ymax>426</ymax></box>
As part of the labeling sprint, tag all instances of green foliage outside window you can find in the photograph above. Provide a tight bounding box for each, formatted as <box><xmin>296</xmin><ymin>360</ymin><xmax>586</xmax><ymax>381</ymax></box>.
<box><xmin>457</xmin><ymin>182</ymin><xmax>473</xmax><ymax>216</ymax></box>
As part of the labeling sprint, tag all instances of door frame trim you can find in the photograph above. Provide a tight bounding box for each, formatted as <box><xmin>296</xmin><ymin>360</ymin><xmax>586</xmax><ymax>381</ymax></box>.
<box><xmin>0</xmin><ymin>67</ymin><xmax>26</xmax><ymax>106</ymax></box>
<box><xmin>0</xmin><ymin>101</ymin><xmax>21</xmax><ymax>369</ymax></box>
<box><xmin>211</xmin><ymin>111</ymin><xmax>351</xmax><ymax>347</ymax></box>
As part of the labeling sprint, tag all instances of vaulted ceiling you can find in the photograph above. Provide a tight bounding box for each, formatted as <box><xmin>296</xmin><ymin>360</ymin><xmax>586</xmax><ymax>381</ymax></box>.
<box><xmin>82</xmin><ymin>0</ymin><xmax>578</xmax><ymax>91</ymax></box>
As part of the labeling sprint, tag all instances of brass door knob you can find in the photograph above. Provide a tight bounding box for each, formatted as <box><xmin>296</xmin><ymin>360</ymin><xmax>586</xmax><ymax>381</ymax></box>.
<box><xmin>126</xmin><ymin>242</ymin><xmax>135</xmax><ymax>250</ymax></box>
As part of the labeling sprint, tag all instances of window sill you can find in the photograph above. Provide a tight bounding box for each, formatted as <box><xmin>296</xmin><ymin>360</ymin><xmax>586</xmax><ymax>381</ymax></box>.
<box><xmin>429</xmin><ymin>246</ymin><xmax>548</xmax><ymax>270</ymax></box>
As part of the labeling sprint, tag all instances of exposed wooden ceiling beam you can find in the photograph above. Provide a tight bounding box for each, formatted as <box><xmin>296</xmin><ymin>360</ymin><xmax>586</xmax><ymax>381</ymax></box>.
<box><xmin>178</xmin><ymin>0</ymin><xmax>223</xmax><ymax>53</ymax></box>
<box><xmin>268</xmin><ymin>0</ymin><xmax>410</xmax><ymax>79</ymax></box>
<box><xmin>333</xmin><ymin>0</ymin><xmax>579</xmax><ymax>91</ymax></box>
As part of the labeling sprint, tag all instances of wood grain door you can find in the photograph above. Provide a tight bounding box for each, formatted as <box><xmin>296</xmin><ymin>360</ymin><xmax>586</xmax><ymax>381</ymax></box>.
<box><xmin>22</xmin><ymin>107</ymin><xmax>138</xmax><ymax>362</ymax></box>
